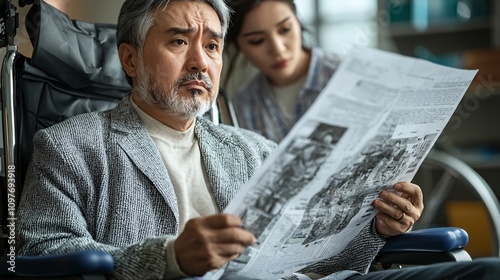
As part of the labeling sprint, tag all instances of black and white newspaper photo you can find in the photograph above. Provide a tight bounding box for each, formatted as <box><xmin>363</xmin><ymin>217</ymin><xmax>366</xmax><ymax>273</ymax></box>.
<box><xmin>220</xmin><ymin>47</ymin><xmax>478</xmax><ymax>279</ymax></box>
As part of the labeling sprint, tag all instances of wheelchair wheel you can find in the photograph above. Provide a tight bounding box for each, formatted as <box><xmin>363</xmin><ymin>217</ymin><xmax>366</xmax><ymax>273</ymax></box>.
<box><xmin>412</xmin><ymin>149</ymin><xmax>500</xmax><ymax>258</ymax></box>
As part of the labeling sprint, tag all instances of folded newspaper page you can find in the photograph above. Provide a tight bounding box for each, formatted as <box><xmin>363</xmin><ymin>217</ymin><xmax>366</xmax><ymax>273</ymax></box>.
<box><xmin>221</xmin><ymin>47</ymin><xmax>478</xmax><ymax>279</ymax></box>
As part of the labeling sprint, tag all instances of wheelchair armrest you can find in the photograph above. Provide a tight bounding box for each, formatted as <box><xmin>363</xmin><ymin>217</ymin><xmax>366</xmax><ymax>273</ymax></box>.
<box><xmin>0</xmin><ymin>250</ymin><xmax>114</xmax><ymax>277</ymax></box>
<box><xmin>381</xmin><ymin>227</ymin><xmax>468</xmax><ymax>252</ymax></box>
<box><xmin>373</xmin><ymin>227</ymin><xmax>472</xmax><ymax>268</ymax></box>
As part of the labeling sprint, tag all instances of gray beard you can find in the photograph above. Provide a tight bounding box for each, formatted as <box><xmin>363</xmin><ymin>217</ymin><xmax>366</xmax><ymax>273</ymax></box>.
<box><xmin>135</xmin><ymin>59</ymin><xmax>216</xmax><ymax>121</ymax></box>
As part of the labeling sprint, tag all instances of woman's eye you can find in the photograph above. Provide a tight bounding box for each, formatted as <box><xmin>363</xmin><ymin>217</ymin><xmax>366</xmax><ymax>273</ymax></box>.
<box><xmin>280</xmin><ymin>27</ymin><xmax>291</xmax><ymax>34</ymax></box>
<box><xmin>249</xmin><ymin>38</ymin><xmax>264</xmax><ymax>46</ymax></box>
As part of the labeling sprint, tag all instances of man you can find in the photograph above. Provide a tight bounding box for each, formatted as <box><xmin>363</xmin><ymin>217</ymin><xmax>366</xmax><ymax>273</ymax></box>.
<box><xmin>17</xmin><ymin>0</ymin><xmax>500</xmax><ymax>280</ymax></box>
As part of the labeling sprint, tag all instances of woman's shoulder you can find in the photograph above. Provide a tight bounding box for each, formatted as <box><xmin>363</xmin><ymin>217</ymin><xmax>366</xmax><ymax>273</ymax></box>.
<box><xmin>234</xmin><ymin>72</ymin><xmax>269</xmax><ymax>100</ymax></box>
<box><xmin>239</xmin><ymin>72</ymin><xmax>266</xmax><ymax>90</ymax></box>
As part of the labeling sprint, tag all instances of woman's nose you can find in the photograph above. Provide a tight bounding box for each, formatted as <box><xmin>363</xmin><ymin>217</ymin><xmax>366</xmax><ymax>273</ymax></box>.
<box><xmin>269</xmin><ymin>37</ymin><xmax>286</xmax><ymax>55</ymax></box>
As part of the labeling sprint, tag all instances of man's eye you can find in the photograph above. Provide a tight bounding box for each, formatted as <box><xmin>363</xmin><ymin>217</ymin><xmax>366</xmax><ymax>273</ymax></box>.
<box><xmin>173</xmin><ymin>39</ymin><xmax>185</xmax><ymax>46</ymax></box>
<box><xmin>207</xmin><ymin>44</ymin><xmax>219</xmax><ymax>51</ymax></box>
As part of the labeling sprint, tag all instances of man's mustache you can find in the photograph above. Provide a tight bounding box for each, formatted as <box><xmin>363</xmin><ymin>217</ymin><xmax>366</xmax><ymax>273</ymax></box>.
<box><xmin>177</xmin><ymin>72</ymin><xmax>213</xmax><ymax>92</ymax></box>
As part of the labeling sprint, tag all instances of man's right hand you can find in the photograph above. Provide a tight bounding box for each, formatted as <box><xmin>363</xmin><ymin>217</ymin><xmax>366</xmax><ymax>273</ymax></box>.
<box><xmin>174</xmin><ymin>213</ymin><xmax>256</xmax><ymax>276</ymax></box>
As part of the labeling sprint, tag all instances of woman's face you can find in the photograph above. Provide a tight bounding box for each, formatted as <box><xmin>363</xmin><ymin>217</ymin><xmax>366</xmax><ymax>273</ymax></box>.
<box><xmin>236</xmin><ymin>1</ymin><xmax>309</xmax><ymax>86</ymax></box>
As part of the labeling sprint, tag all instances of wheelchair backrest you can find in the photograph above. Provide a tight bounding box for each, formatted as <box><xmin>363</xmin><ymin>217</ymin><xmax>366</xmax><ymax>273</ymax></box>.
<box><xmin>0</xmin><ymin>0</ymin><xmax>129</xmax><ymax>254</ymax></box>
<box><xmin>18</xmin><ymin>0</ymin><xmax>130</xmax><ymax>185</ymax></box>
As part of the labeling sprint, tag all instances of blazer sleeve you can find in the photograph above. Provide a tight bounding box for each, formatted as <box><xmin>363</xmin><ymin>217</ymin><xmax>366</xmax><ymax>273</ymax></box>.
<box><xmin>16</xmin><ymin>129</ymin><xmax>178</xmax><ymax>280</ymax></box>
<box><xmin>295</xmin><ymin>220</ymin><xmax>386</xmax><ymax>277</ymax></box>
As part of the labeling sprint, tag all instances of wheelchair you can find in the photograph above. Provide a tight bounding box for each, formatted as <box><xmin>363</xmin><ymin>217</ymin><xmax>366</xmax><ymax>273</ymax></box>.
<box><xmin>1</xmin><ymin>0</ymin><xmax>498</xmax><ymax>278</ymax></box>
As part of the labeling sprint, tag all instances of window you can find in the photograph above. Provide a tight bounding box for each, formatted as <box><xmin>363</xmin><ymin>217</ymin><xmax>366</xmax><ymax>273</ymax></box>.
<box><xmin>295</xmin><ymin>0</ymin><xmax>378</xmax><ymax>57</ymax></box>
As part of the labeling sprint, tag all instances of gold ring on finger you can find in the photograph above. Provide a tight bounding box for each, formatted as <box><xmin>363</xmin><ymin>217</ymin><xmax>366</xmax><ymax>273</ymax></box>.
<box><xmin>396</xmin><ymin>212</ymin><xmax>405</xmax><ymax>221</ymax></box>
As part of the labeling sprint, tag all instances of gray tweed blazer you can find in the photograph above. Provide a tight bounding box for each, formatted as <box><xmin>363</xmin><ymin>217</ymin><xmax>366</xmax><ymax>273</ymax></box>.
<box><xmin>17</xmin><ymin>96</ymin><xmax>385</xmax><ymax>280</ymax></box>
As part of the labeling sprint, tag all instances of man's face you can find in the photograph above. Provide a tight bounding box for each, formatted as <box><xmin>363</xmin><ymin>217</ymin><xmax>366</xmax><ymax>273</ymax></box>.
<box><xmin>133</xmin><ymin>1</ymin><xmax>223</xmax><ymax>121</ymax></box>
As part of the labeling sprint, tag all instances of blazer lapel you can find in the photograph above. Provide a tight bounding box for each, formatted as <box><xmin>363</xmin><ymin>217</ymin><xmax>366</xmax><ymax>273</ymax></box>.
<box><xmin>109</xmin><ymin>97</ymin><xmax>180</xmax><ymax>222</ymax></box>
<box><xmin>195</xmin><ymin>118</ymin><xmax>251</xmax><ymax>211</ymax></box>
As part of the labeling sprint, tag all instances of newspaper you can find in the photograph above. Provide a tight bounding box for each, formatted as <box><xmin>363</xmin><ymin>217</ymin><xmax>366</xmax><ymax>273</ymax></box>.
<box><xmin>221</xmin><ymin>47</ymin><xmax>478</xmax><ymax>279</ymax></box>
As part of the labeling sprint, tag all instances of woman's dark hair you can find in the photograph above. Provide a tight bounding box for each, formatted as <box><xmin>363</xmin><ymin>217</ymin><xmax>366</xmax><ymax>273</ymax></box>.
<box><xmin>225</xmin><ymin>0</ymin><xmax>298</xmax><ymax>49</ymax></box>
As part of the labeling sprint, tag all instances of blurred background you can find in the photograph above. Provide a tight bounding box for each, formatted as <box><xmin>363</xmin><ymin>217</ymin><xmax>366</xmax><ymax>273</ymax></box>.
<box><xmin>4</xmin><ymin>0</ymin><xmax>500</xmax><ymax>259</ymax></box>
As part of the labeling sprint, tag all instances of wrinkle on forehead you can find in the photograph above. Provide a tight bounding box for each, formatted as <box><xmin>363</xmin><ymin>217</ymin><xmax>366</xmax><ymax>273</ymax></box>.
<box><xmin>154</xmin><ymin>0</ymin><xmax>222</xmax><ymax>34</ymax></box>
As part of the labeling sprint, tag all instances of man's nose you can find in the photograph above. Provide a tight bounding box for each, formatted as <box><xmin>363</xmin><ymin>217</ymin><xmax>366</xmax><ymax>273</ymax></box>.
<box><xmin>186</xmin><ymin>44</ymin><xmax>208</xmax><ymax>72</ymax></box>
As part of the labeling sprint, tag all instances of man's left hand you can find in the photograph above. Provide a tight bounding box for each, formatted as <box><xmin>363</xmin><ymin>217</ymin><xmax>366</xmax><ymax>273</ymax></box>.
<box><xmin>372</xmin><ymin>182</ymin><xmax>424</xmax><ymax>236</ymax></box>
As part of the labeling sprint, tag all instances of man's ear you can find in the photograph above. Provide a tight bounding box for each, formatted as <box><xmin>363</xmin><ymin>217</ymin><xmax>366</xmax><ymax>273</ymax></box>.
<box><xmin>118</xmin><ymin>43</ymin><xmax>138</xmax><ymax>79</ymax></box>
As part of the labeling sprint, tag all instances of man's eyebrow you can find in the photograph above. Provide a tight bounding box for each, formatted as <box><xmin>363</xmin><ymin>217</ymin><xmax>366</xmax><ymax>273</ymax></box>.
<box><xmin>241</xmin><ymin>16</ymin><xmax>291</xmax><ymax>37</ymax></box>
<box><xmin>210</xmin><ymin>29</ymin><xmax>223</xmax><ymax>40</ymax></box>
<box><xmin>167</xmin><ymin>27</ymin><xmax>193</xmax><ymax>35</ymax></box>
<box><xmin>167</xmin><ymin>27</ymin><xmax>222</xmax><ymax>40</ymax></box>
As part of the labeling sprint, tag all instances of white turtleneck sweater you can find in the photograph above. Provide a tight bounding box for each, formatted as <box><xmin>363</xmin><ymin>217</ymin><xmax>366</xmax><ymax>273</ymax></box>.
<box><xmin>131</xmin><ymin>98</ymin><xmax>218</xmax><ymax>277</ymax></box>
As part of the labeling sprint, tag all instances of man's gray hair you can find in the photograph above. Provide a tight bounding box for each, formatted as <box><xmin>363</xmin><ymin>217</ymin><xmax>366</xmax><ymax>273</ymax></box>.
<box><xmin>116</xmin><ymin>0</ymin><xmax>231</xmax><ymax>48</ymax></box>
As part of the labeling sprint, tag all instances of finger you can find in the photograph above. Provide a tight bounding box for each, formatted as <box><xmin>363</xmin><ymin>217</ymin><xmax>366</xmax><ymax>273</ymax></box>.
<box><xmin>375</xmin><ymin>214</ymin><xmax>401</xmax><ymax>236</ymax></box>
<box><xmin>373</xmin><ymin>197</ymin><xmax>417</xmax><ymax>232</ymax></box>
<box><xmin>394</xmin><ymin>182</ymin><xmax>424</xmax><ymax>210</ymax></box>
<box><xmin>375</xmin><ymin>213</ymin><xmax>412</xmax><ymax>236</ymax></box>
<box><xmin>379</xmin><ymin>188</ymin><xmax>420</xmax><ymax>221</ymax></box>
<box><xmin>212</xmin><ymin>227</ymin><xmax>257</xmax><ymax>246</ymax></box>
<box><xmin>373</xmin><ymin>198</ymin><xmax>408</xmax><ymax>221</ymax></box>
<box><xmin>394</xmin><ymin>182</ymin><xmax>424</xmax><ymax>221</ymax></box>
<box><xmin>183</xmin><ymin>239</ymin><xmax>250</xmax><ymax>272</ymax></box>
<box><xmin>212</xmin><ymin>242</ymin><xmax>248</xmax><ymax>258</ymax></box>
<box><xmin>378</xmin><ymin>190</ymin><xmax>414</xmax><ymax>215</ymax></box>
<box><xmin>175</xmin><ymin>232</ymin><xmax>248</xmax><ymax>275</ymax></box>
<box><xmin>199</xmin><ymin>213</ymin><xmax>243</xmax><ymax>229</ymax></box>
<box><xmin>183</xmin><ymin>219</ymin><xmax>256</xmax><ymax>247</ymax></box>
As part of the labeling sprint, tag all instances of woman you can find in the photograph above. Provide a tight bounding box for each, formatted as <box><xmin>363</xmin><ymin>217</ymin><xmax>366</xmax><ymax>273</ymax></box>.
<box><xmin>225</xmin><ymin>0</ymin><xmax>340</xmax><ymax>143</ymax></box>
